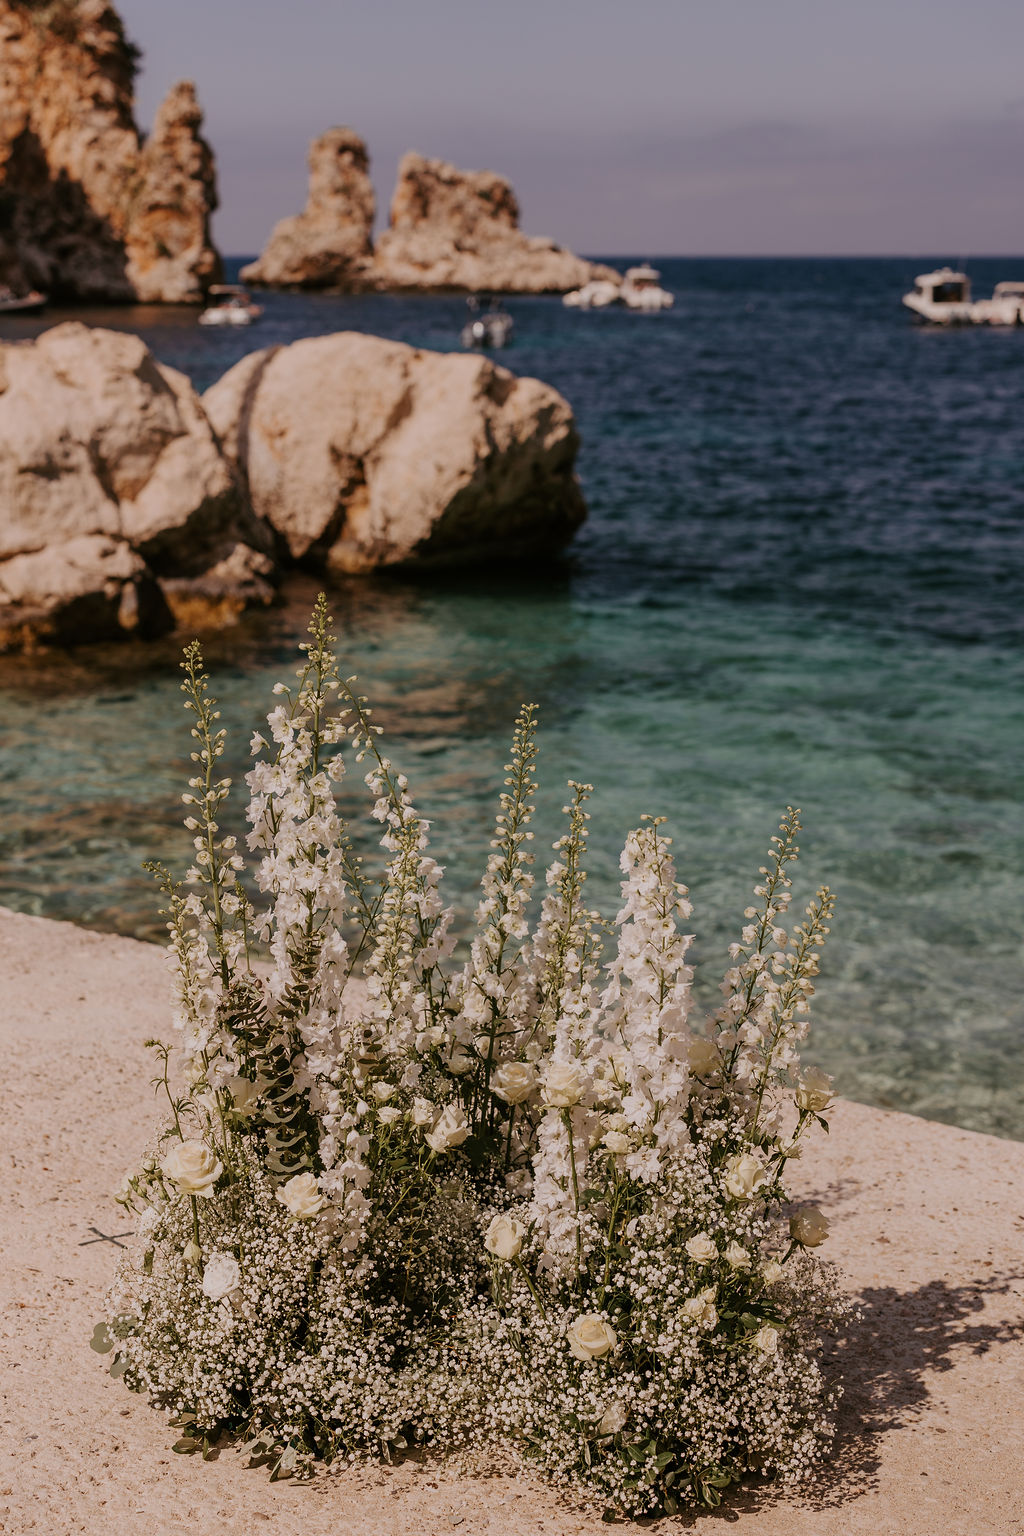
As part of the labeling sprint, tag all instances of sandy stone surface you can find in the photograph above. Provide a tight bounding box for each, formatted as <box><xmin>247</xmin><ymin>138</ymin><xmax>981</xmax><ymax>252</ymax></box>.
<box><xmin>1</xmin><ymin>906</ymin><xmax>1022</xmax><ymax>1536</ymax></box>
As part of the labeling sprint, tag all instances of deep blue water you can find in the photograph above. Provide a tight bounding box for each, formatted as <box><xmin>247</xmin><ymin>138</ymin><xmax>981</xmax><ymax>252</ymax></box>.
<box><xmin>1</xmin><ymin>257</ymin><xmax>1022</xmax><ymax>1137</ymax></box>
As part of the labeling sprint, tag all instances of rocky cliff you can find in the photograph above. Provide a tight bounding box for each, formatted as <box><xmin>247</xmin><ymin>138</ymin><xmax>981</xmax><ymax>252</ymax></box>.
<box><xmin>240</xmin><ymin>127</ymin><xmax>374</xmax><ymax>291</ymax></box>
<box><xmin>0</xmin><ymin>0</ymin><xmax>220</xmax><ymax>302</ymax></box>
<box><xmin>373</xmin><ymin>152</ymin><xmax>618</xmax><ymax>294</ymax></box>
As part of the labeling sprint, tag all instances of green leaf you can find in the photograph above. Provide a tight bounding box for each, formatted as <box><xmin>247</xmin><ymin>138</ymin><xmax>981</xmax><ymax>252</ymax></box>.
<box><xmin>109</xmin><ymin>1355</ymin><xmax>126</xmax><ymax>1379</ymax></box>
<box><xmin>90</xmin><ymin>1323</ymin><xmax>114</xmax><ymax>1354</ymax></box>
<box><xmin>172</xmin><ymin>1437</ymin><xmax>201</xmax><ymax>1455</ymax></box>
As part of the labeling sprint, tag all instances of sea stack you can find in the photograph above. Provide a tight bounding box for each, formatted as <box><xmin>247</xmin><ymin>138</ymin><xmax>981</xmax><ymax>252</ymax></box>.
<box><xmin>240</xmin><ymin>127</ymin><xmax>375</xmax><ymax>290</ymax></box>
<box><xmin>0</xmin><ymin>0</ymin><xmax>220</xmax><ymax>302</ymax></box>
<box><xmin>244</xmin><ymin>128</ymin><xmax>619</xmax><ymax>295</ymax></box>
<box><xmin>373</xmin><ymin>152</ymin><xmax>618</xmax><ymax>293</ymax></box>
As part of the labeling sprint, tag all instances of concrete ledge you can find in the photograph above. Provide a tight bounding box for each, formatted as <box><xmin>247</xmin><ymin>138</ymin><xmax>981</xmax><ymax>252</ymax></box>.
<box><xmin>2</xmin><ymin>906</ymin><xmax>1022</xmax><ymax>1535</ymax></box>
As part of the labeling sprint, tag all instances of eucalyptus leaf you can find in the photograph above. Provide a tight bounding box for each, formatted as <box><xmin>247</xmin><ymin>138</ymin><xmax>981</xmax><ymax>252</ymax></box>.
<box><xmin>89</xmin><ymin>1323</ymin><xmax>114</xmax><ymax>1354</ymax></box>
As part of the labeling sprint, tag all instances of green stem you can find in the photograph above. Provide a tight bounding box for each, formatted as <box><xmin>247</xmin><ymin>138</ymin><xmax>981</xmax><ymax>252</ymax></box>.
<box><xmin>562</xmin><ymin>1107</ymin><xmax>583</xmax><ymax>1281</ymax></box>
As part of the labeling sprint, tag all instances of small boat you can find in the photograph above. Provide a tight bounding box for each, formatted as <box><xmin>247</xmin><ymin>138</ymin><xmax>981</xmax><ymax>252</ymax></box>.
<box><xmin>460</xmin><ymin>296</ymin><xmax>514</xmax><ymax>349</ymax></box>
<box><xmin>563</xmin><ymin>279</ymin><xmax>620</xmax><ymax>310</ymax></box>
<box><xmin>620</xmin><ymin>264</ymin><xmax>673</xmax><ymax>311</ymax></box>
<box><xmin>0</xmin><ymin>285</ymin><xmax>48</xmax><ymax>315</ymax></box>
<box><xmin>198</xmin><ymin>285</ymin><xmax>263</xmax><ymax>327</ymax></box>
<box><xmin>903</xmin><ymin>268</ymin><xmax>1024</xmax><ymax>326</ymax></box>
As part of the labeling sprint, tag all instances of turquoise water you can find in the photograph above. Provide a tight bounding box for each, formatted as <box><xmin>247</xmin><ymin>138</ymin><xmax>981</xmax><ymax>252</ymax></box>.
<box><xmin>1</xmin><ymin>258</ymin><xmax>1022</xmax><ymax>1137</ymax></box>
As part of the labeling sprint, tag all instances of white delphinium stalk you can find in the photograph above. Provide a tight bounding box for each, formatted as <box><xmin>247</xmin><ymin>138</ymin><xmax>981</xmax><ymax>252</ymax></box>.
<box><xmin>336</xmin><ymin>677</ymin><xmax>455</xmax><ymax>1074</ymax></box>
<box><xmin>453</xmin><ymin>704</ymin><xmax>539</xmax><ymax>1145</ymax></box>
<box><xmin>593</xmin><ymin>816</ymin><xmax>696</xmax><ymax>1170</ymax></box>
<box><xmin>528</xmin><ymin>782</ymin><xmax>604</xmax><ymax>1272</ymax></box>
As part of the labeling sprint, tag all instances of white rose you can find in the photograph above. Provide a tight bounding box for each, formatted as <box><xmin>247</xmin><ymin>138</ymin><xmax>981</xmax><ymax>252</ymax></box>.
<box><xmin>795</xmin><ymin>1066</ymin><xmax>834</xmax><ymax>1114</ymax></box>
<box><xmin>225</xmin><ymin>1075</ymin><xmax>263</xmax><ymax>1116</ymax></box>
<box><xmin>410</xmin><ymin>1097</ymin><xmax>436</xmax><ymax>1127</ymax></box>
<box><xmin>161</xmin><ymin>1140</ymin><xmax>223</xmax><ymax>1199</ymax></box>
<box><xmin>276</xmin><ymin>1171</ymin><xmax>327</xmax><ymax>1220</ymax></box>
<box><xmin>425</xmin><ymin>1104</ymin><xmax>471</xmax><ymax>1153</ymax></box>
<box><xmin>685</xmin><ymin>1232</ymin><xmax>718</xmax><ymax>1265</ymax></box>
<box><xmin>596</xmin><ymin>1401</ymin><xmax>629</xmax><ymax>1436</ymax></box>
<box><xmin>371</xmin><ymin>1081</ymin><xmax>397</xmax><ymax>1102</ymax></box>
<box><xmin>201</xmin><ymin>1252</ymin><xmax>240</xmax><ymax>1303</ymax></box>
<box><xmin>687</xmin><ymin>1037</ymin><xmax>721</xmax><ymax>1076</ymax></box>
<box><xmin>751</xmin><ymin>1324</ymin><xmax>780</xmax><ymax>1355</ymax></box>
<box><xmin>543</xmin><ymin>1061</ymin><xmax>585</xmax><ymax>1108</ymax></box>
<box><xmin>603</xmin><ymin>1131</ymin><xmax>630</xmax><ymax>1156</ymax></box>
<box><xmin>377</xmin><ymin>1105</ymin><xmax>402</xmax><ymax>1125</ymax></box>
<box><xmin>723</xmin><ymin>1150</ymin><xmax>768</xmax><ymax>1200</ymax></box>
<box><xmin>567</xmin><ymin>1313</ymin><xmax>618</xmax><ymax>1361</ymax></box>
<box><xmin>724</xmin><ymin>1240</ymin><xmax>751</xmax><ymax>1270</ymax></box>
<box><xmin>790</xmin><ymin>1206</ymin><xmax>830</xmax><ymax>1248</ymax></box>
<box><xmin>762</xmin><ymin>1259</ymin><xmax>786</xmax><ymax>1285</ymax></box>
<box><xmin>491</xmin><ymin>1061</ymin><xmax>538</xmax><ymax>1104</ymax></box>
<box><xmin>682</xmin><ymin>1285</ymin><xmax>718</xmax><ymax>1328</ymax></box>
<box><xmin>484</xmin><ymin>1212</ymin><xmax>526</xmax><ymax>1261</ymax></box>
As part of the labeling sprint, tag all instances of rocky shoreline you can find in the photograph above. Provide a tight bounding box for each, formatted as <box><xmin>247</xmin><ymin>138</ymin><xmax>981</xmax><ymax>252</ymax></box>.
<box><xmin>0</xmin><ymin>322</ymin><xmax>586</xmax><ymax>650</ymax></box>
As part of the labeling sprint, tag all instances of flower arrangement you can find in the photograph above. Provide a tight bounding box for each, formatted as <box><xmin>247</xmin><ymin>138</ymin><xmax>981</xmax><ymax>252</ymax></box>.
<box><xmin>99</xmin><ymin>597</ymin><xmax>850</xmax><ymax>1515</ymax></box>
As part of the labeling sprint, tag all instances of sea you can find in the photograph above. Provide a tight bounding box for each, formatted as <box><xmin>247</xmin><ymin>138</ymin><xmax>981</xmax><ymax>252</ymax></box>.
<box><xmin>1</xmin><ymin>256</ymin><xmax>1022</xmax><ymax>1138</ymax></box>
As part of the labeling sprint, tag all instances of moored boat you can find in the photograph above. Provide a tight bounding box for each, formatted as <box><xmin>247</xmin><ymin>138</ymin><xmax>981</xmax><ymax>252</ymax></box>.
<box><xmin>903</xmin><ymin>268</ymin><xmax>1024</xmax><ymax>326</ymax></box>
<box><xmin>621</xmin><ymin>264</ymin><xmax>673</xmax><ymax>311</ymax></box>
<box><xmin>0</xmin><ymin>285</ymin><xmax>47</xmax><ymax>314</ymax></box>
<box><xmin>460</xmin><ymin>295</ymin><xmax>514</xmax><ymax>349</ymax></box>
<box><xmin>198</xmin><ymin>285</ymin><xmax>263</xmax><ymax>327</ymax></box>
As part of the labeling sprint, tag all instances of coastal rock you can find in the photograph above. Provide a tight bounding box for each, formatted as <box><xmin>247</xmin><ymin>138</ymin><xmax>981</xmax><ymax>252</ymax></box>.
<box><xmin>0</xmin><ymin>1</ymin><xmax>220</xmax><ymax>302</ymax></box>
<box><xmin>241</xmin><ymin>127</ymin><xmax>375</xmax><ymax>291</ymax></box>
<box><xmin>0</xmin><ymin>323</ymin><xmax>274</xmax><ymax>649</ymax></box>
<box><xmin>373</xmin><ymin>152</ymin><xmax>619</xmax><ymax>293</ymax></box>
<box><xmin>203</xmin><ymin>331</ymin><xmax>587</xmax><ymax>572</ymax></box>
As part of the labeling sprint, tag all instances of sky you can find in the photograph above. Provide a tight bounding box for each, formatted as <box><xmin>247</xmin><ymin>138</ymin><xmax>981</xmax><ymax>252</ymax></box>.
<box><xmin>118</xmin><ymin>0</ymin><xmax>1024</xmax><ymax>258</ymax></box>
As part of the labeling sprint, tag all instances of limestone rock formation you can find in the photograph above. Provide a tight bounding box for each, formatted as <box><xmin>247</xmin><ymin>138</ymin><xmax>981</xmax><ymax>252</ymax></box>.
<box><xmin>373</xmin><ymin>152</ymin><xmax>619</xmax><ymax>294</ymax></box>
<box><xmin>203</xmin><ymin>331</ymin><xmax>586</xmax><ymax>572</ymax></box>
<box><xmin>0</xmin><ymin>323</ymin><xmax>274</xmax><ymax>649</ymax></box>
<box><xmin>240</xmin><ymin>127</ymin><xmax>374</xmax><ymax>291</ymax></box>
<box><xmin>0</xmin><ymin>0</ymin><xmax>220</xmax><ymax>302</ymax></box>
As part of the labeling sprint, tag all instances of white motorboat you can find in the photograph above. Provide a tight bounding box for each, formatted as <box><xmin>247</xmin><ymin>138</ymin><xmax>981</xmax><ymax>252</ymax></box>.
<box><xmin>562</xmin><ymin>279</ymin><xmax>620</xmax><ymax>309</ymax></box>
<box><xmin>198</xmin><ymin>285</ymin><xmax>263</xmax><ymax>327</ymax></box>
<box><xmin>620</xmin><ymin>264</ymin><xmax>673</xmax><ymax>311</ymax></box>
<box><xmin>903</xmin><ymin>268</ymin><xmax>1024</xmax><ymax>326</ymax></box>
<box><xmin>460</xmin><ymin>296</ymin><xmax>514</xmax><ymax>349</ymax></box>
<box><xmin>0</xmin><ymin>285</ymin><xmax>47</xmax><ymax>314</ymax></box>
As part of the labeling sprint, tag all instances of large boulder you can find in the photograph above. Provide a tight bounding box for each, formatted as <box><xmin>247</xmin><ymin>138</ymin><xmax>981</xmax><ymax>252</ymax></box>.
<box><xmin>0</xmin><ymin>1</ymin><xmax>220</xmax><ymax>302</ymax></box>
<box><xmin>373</xmin><ymin>152</ymin><xmax>619</xmax><ymax>294</ymax></box>
<box><xmin>241</xmin><ymin>127</ymin><xmax>375</xmax><ymax>291</ymax></box>
<box><xmin>0</xmin><ymin>323</ymin><xmax>274</xmax><ymax>649</ymax></box>
<box><xmin>203</xmin><ymin>332</ymin><xmax>587</xmax><ymax>572</ymax></box>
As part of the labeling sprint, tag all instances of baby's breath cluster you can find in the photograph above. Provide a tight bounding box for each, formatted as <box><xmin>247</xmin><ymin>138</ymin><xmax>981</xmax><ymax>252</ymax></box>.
<box><xmin>103</xmin><ymin>596</ymin><xmax>849</xmax><ymax>1515</ymax></box>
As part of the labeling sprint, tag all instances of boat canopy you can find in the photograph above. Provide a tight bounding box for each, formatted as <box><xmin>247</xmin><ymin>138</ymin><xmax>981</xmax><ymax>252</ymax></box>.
<box><xmin>624</xmin><ymin>264</ymin><xmax>662</xmax><ymax>285</ymax></box>
<box><xmin>912</xmin><ymin>268</ymin><xmax>971</xmax><ymax>304</ymax></box>
<box><xmin>993</xmin><ymin>281</ymin><xmax>1024</xmax><ymax>298</ymax></box>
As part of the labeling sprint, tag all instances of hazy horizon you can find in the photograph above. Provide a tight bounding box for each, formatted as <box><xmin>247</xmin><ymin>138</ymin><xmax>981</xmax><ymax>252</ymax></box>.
<box><xmin>119</xmin><ymin>0</ymin><xmax>1024</xmax><ymax>260</ymax></box>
